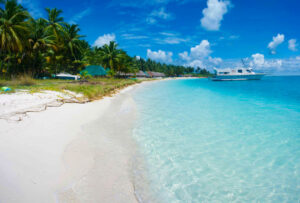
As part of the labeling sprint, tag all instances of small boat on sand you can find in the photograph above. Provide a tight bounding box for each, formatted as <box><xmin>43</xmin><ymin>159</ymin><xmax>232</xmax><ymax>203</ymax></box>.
<box><xmin>211</xmin><ymin>68</ymin><xmax>265</xmax><ymax>81</ymax></box>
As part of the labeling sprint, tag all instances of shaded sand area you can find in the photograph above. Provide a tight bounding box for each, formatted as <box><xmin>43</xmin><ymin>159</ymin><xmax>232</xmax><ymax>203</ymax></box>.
<box><xmin>0</xmin><ymin>86</ymin><xmax>141</xmax><ymax>203</ymax></box>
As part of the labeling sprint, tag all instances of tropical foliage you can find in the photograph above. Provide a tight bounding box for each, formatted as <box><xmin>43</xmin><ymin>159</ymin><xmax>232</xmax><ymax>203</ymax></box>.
<box><xmin>0</xmin><ymin>0</ymin><xmax>203</xmax><ymax>79</ymax></box>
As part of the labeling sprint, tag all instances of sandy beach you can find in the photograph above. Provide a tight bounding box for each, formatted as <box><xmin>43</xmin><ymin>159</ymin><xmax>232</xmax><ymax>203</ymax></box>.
<box><xmin>0</xmin><ymin>84</ymin><xmax>142</xmax><ymax>203</ymax></box>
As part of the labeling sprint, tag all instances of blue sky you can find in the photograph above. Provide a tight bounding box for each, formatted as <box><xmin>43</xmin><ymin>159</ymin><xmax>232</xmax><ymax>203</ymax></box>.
<box><xmin>19</xmin><ymin>0</ymin><xmax>300</xmax><ymax>74</ymax></box>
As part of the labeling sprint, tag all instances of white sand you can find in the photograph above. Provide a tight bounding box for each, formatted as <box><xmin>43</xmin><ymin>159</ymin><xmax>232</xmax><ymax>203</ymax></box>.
<box><xmin>0</xmin><ymin>85</ymin><xmax>140</xmax><ymax>203</ymax></box>
<box><xmin>0</xmin><ymin>90</ymin><xmax>84</xmax><ymax>121</ymax></box>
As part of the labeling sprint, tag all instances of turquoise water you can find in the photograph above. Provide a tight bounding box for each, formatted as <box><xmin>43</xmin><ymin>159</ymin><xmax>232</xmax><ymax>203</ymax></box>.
<box><xmin>132</xmin><ymin>77</ymin><xmax>300</xmax><ymax>202</ymax></box>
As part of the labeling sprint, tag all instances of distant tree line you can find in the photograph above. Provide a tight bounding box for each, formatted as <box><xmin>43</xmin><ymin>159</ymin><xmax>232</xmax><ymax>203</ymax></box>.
<box><xmin>132</xmin><ymin>57</ymin><xmax>197</xmax><ymax>76</ymax></box>
<box><xmin>0</xmin><ymin>0</ymin><xmax>210</xmax><ymax>79</ymax></box>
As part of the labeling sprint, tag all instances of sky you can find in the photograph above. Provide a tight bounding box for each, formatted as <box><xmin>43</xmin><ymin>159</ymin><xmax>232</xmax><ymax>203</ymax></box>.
<box><xmin>18</xmin><ymin>0</ymin><xmax>300</xmax><ymax>74</ymax></box>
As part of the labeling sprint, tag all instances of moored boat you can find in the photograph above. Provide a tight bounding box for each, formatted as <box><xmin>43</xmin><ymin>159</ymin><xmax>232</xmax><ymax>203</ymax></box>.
<box><xmin>211</xmin><ymin>68</ymin><xmax>265</xmax><ymax>81</ymax></box>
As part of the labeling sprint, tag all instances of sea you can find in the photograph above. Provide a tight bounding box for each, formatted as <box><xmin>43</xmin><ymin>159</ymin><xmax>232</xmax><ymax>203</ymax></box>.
<box><xmin>132</xmin><ymin>76</ymin><xmax>300</xmax><ymax>202</ymax></box>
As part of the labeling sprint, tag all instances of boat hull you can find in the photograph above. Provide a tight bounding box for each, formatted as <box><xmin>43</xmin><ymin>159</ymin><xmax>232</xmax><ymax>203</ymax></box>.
<box><xmin>211</xmin><ymin>74</ymin><xmax>265</xmax><ymax>81</ymax></box>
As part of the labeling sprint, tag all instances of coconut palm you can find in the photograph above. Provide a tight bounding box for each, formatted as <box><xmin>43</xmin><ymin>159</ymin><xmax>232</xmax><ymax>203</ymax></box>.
<box><xmin>44</xmin><ymin>8</ymin><xmax>64</xmax><ymax>42</ymax></box>
<box><xmin>25</xmin><ymin>18</ymin><xmax>55</xmax><ymax>75</ymax></box>
<box><xmin>63</xmin><ymin>24</ymin><xmax>84</xmax><ymax>60</ymax></box>
<box><xmin>29</xmin><ymin>19</ymin><xmax>53</xmax><ymax>48</ymax></box>
<box><xmin>0</xmin><ymin>0</ymin><xmax>29</xmax><ymax>53</ymax></box>
<box><xmin>115</xmin><ymin>51</ymin><xmax>134</xmax><ymax>74</ymax></box>
<box><xmin>43</xmin><ymin>8</ymin><xmax>67</xmax><ymax>74</ymax></box>
<box><xmin>98</xmin><ymin>41</ymin><xmax>123</xmax><ymax>71</ymax></box>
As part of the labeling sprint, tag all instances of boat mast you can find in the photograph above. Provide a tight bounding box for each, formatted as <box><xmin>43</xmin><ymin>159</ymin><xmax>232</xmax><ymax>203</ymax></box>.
<box><xmin>241</xmin><ymin>58</ymin><xmax>248</xmax><ymax>68</ymax></box>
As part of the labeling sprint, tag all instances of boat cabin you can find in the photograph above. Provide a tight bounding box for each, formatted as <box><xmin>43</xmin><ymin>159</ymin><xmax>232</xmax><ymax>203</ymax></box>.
<box><xmin>214</xmin><ymin>68</ymin><xmax>254</xmax><ymax>76</ymax></box>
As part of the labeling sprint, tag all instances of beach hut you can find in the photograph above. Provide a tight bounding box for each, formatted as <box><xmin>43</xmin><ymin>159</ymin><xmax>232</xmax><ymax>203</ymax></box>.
<box><xmin>136</xmin><ymin>70</ymin><xmax>147</xmax><ymax>78</ymax></box>
<box><xmin>117</xmin><ymin>72</ymin><xmax>134</xmax><ymax>78</ymax></box>
<box><xmin>81</xmin><ymin>65</ymin><xmax>107</xmax><ymax>77</ymax></box>
<box><xmin>147</xmin><ymin>71</ymin><xmax>153</xmax><ymax>78</ymax></box>
<box><xmin>144</xmin><ymin>71</ymin><xmax>150</xmax><ymax>78</ymax></box>
<box><xmin>147</xmin><ymin>71</ymin><xmax>165</xmax><ymax>78</ymax></box>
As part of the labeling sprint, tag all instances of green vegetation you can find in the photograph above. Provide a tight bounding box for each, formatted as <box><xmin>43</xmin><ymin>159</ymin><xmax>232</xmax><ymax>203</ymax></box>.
<box><xmin>0</xmin><ymin>78</ymin><xmax>141</xmax><ymax>100</ymax></box>
<box><xmin>0</xmin><ymin>0</ymin><xmax>211</xmax><ymax>99</ymax></box>
<box><xmin>0</xmin><ymin>0</ymin><xmax>209</xmax><ymax>79</ymax></box>
<box><xmin>183</xmin><ymin>67</ymin><xmax>211</xmax><ymax>77</ymax></box>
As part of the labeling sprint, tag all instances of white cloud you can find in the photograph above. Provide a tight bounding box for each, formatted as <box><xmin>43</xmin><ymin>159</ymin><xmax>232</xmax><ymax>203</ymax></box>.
<box><xmin>190</xmin><ymin>40</ymin><xmax>212</xmax><ymax>58</ymax></box>
<box><xmin>268</xmin><ymin>34</ymin><xmax>285</xmax><ymax>54</ymax></box>
<box><xmin>208</xmin><ymin>56</ymin><xmax>222</xmax><ymax>65</ymax></box>
<box><xmin>251</xmin><ymin>53</ymin><xmax>265</xmax><ymax>67</ymax></box>
<box><xmin>136</xmin><ymin>56</ymin><xmax>141</xmax><ymax>60</ymax></box>
<box><xmin>250</xmin><ymin>53</ymin><xmax>282</xmax><ymax>70</ymax></box>
<box><xmin>122</xmin><ymin>34</ymin><xmax>148</xmax><ymax>40</ymax></box>
<box><xmin>200</xmin><ymin>0</ymin><xmax>231</xmax><ymax>31</ymax></box>
<box><xmin>179</xmin><ymin>40</ymin><xmax>210</xmax><ymax>62</ymax></box>
<box><xmin>146</xmin><ymin>17</ymin><xmax>157</xmax><ymax>24</ymax></box>
<box><xmin>179</xmin><ymin>51</ymin><xmax>191</xmax><ymax>61</ymax></box>
<box><xmin>151</xmin><ymin>7</ymin><xmax>172</xmax><ymax>19</ymax></box>
<box><xmin>147</xmin><ymin>7</ymin><xmax>173</xmax><ymax>24</ymax></box>
<box><xmin>158</xmin><ymin>37</ymin><xmax>188</xmax><ymax>44</ymax></box>
<box><xmin>288</xmin><ymin>39</ymin><xmax>298</xmax><ymax>51</ymax></box>
<box><xmin>188</xmin><ymin>60</ymin><xmax>204</xmax><ymax>68</ymax></box>
<box><xmin>179</xmin><ymin>40</ymin><xmax>219</xmax><ymax>68</ymax></box>
<box><xmin>93</xmin><ymin>34</ymin><xmax>116</xmax><ymax>47</ymax></box>
<box><xmin>147</xmin><ymin>49</ymin><xmax>173</xmax><ymax>63</ymax></box>
<box><xmin>229</xmin><ymin>35</ymin><xmax>239</xmax><ymax>39</ymax></box>
<box><xmin>154</xmin><ymin>32</ymin><xmax>189</xmax><ymax>44</ymax></box>
<box><xmin>159</xmin><ymin>32</ymin><xmax>177</xmax><ymax>36</ymax></box>
<box><xmin>281</xmin><ymin>57</ymin><xmax>300</xmax><ymax>74</ymax></box>
<box><xmin>69</xmin><ymin>8</ymin><xmax>91</xmax><ymax>24</ymax></box>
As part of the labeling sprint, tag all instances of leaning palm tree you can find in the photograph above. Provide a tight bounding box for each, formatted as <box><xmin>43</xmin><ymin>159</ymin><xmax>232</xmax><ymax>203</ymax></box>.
<box><xmin>0</xmin><ymin>0</ymin><xmax>30</xmax><ymax>53</ymax></box>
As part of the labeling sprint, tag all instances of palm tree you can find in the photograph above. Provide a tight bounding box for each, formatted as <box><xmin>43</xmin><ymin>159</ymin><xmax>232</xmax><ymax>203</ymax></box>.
<box><xmin>26</xmin><ymin>18</ymin><xmax>55</xmax><ymax>75</ymax></box>
<box><xmin>63</xmin><ymin>24</ymin><xmax>83</xmax><ymax>60</ymax></box>
<box><xmin>28</xmin><ymin>18</ymin><xmax>54</xmax><ymax>51</ymax></box>
<box><xmin>0</xmin><ymin>0</ymin><xmax>29</xmax><ymax>53</ymax></box>
<box><xmin>98</xmin><ymin>41</ymin><xmax>123</xmax><ymax>71</ymax></box>
<box><xmin>43</xmin><ymin>8</ymin><xmax>66</xmax><ymax>74</ymax></box>
<box><xmin>115</xmin><ymin>51</ymin><xmax>135</xmax><ymax>74</ymax></box>
<box><xmin>0</xmin><ymin>0</ymin><xmax>30</xmax><ymax>76</ymax></box>
<box><xmin>44</xmin><ymin>8</ymin><xmax>65</xmax><ymax>42</ymax></box>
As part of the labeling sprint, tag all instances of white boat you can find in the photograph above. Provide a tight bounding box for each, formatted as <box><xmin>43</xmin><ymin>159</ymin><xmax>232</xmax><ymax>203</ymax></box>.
<box><xmin>211</xmin><ymin>67</ymin><xmax>265</xmax><ymax>81</ymax></box>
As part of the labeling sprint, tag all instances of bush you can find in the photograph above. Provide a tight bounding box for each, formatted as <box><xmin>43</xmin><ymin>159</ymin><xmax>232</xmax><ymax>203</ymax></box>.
<box><xmin>107</xmin><ymin>69</ymin><xmax>116</xmax><ymax>78</ymax></box>
<box><xmin>13</xmin><ymin>75</ymin><xmax>36</xmax><ymax>86</ymax></box>
<box><xmin>80</xmin><ymin>70</ymin><xmax>92</xmax><ymax>81</ymax></box>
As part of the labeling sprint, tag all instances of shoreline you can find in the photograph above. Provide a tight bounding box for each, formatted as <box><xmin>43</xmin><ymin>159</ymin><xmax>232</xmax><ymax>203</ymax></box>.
<box><xmin>0</xmin><ymin>77</ymin><xmax>199</xmax><ymax>202</ymax></box>
<box><xmin>0</xmin><ymin>82</ymin><xmax>142</xmax><ymax>202</ymax></box>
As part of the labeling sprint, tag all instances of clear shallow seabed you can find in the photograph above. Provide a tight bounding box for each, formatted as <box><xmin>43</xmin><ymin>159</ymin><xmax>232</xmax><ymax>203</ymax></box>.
<box><xmin>132</xmin><ymin>76</ymin><xmax>300</xmax><ymax>202</ymax></box>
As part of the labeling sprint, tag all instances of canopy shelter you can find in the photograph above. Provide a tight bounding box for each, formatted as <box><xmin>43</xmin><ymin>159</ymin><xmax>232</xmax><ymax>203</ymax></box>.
<box><xmin>81</xmin><ymin>65</ymin><xmax>107</xmax><ymax>77</ymax></box>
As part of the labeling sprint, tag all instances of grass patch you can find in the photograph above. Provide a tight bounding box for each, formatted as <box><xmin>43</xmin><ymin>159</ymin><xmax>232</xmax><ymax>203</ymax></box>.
<box><xmin>0</xmin><ymin>77</ymin><xmax>143</xmax><ymax>100</ymax></box>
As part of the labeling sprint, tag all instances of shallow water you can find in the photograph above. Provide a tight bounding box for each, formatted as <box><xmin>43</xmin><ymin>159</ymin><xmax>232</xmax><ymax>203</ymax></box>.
<box><xmin>132</xmin><ymin>77</ymin><xmax>300</xmax><ymax>202</ymax></box>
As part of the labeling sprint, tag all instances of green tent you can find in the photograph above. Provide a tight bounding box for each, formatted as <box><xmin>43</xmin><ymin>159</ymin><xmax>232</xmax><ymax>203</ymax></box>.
<box><xmin>81</xmin><ymin>65</ymin><xmax>107</xmax><ymax>76</ymax></box>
